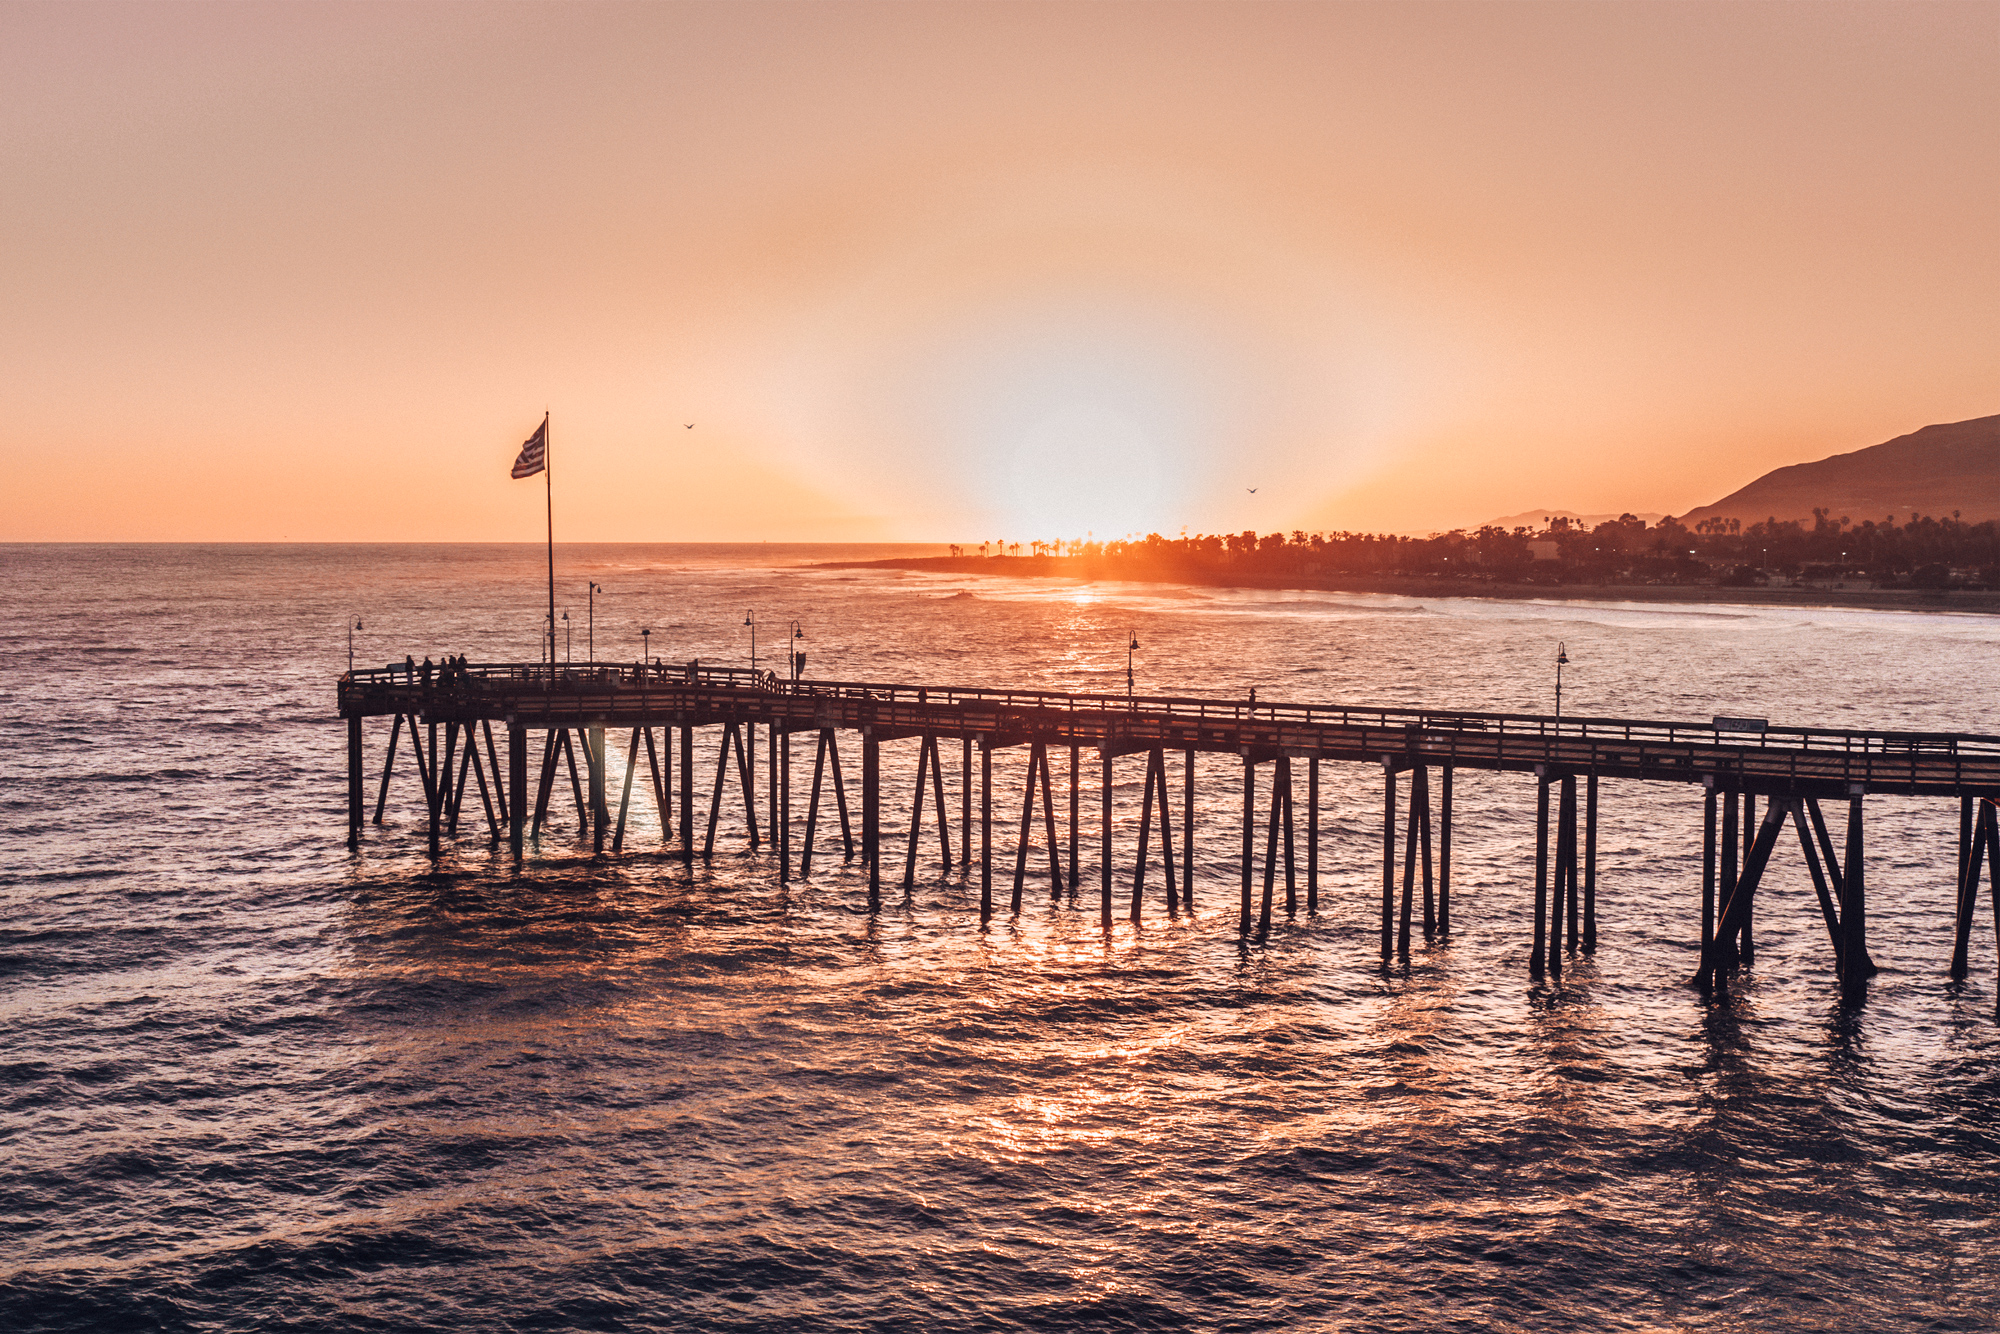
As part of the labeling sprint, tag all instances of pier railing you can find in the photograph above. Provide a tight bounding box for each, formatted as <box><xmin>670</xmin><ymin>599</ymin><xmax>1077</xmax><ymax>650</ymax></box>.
<box><xmin>340</xmin><ymin>659</ymin><xmax>2000</xmax><ymax>766</ymax></box>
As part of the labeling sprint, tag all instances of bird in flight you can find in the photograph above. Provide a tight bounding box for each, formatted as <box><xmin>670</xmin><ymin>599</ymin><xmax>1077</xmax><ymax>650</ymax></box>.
<box><xmin>685</xmin><ymin>423</ymin><xmax>694</xmax><ymax>429</ymax></box>
<box><xmin>1246</xmin><ymin>487</ymin><xmax>1258</xmax><ymax>494</ymax></box>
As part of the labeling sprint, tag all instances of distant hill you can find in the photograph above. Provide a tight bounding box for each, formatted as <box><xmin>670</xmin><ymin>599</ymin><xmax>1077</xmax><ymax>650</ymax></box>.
<box><xmin>1474</xmin><ymin>508</ymin><xmax>1666</xmax><ymax>532</ymax></box>
<box><xmin>1678</xmin><ymin>414</ymin><xmax>2000</xmax><ymax>527</ymax></box>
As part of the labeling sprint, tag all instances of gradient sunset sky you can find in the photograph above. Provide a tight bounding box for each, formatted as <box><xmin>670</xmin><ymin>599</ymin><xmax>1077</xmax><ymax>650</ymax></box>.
<box><xmin>7</xmin><ymin>1</ymin><xmax>1996</xmax><ymax>542</ymax></box>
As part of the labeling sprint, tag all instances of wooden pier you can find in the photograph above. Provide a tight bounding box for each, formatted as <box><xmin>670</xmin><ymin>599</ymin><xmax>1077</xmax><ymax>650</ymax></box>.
<box><xmin>339</xmin><ymin>661</ymin><xmax>2000</xmax><ymax>993</ymax></box>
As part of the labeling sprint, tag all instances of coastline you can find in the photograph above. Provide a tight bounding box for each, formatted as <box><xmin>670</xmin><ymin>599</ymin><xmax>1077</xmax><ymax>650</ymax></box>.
<box><xmin>816</xmin><ymin>555</ymin><xmax>2000</xmax><ymax>615</ymax></box>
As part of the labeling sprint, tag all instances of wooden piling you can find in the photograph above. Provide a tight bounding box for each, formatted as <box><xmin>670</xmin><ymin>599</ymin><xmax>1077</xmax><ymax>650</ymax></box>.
<box><xmin>1417</xmin><ymin>763</ymin><xmax>1434</xmax><ymax>939</ymax></box>
<box><xmin>1398</xmin><ymin>762</ymin><xmax>1417</xmax><ymax>955</ymax></box>
<box><xmin>903</xmin><ymin>735</ymin><xmax>932</xmax><ymax>891</ymax></box>
<box><xmin>679</xmin><ymin>720</ymin><xmax>694</xmax><ymax>859</ymax></box>
<box><xmin>611</xmin><ymin>727</ymin><xmax>639</xmax><ymax>854</ymax></box>
<box><xmin>1439</xmin><ymin>765</ymin><xmax>1453</xmax><ymax>937</ymax></box>
<box><xmin>779</xmin><ymin>726</ymin><xmax>791</xmax><ymax>882</ymax></box>
<box><xmin>1101</xmin><ymin>745</ymin><xmax>1114</xmax><ymax>931</ymax></box>
<box><xmin>418</xmin><ymin>720</ymin><xmax>440</xmax><ymax>858</ymax></box>
<box><xmin>482</xmin><ymin>722</ymin><xmax>507</xmax><ymax>828</ymax></box>
<box><xmin>829</xmin><ymin>730</ymin><xmax>854</xmax><ymax>857</ymax></box>
<box><xmin>1952</xmin><ymin>796</ymin><xmax>1986</xmax><ymax>977</ymax></box>
<box><xmin>1532</xmin><ymin>773</ymin><xmax>1549</xmax><ymax>976</ymax></box>
<box><xmin>588</xmin><ymin>726</ymin><xmax>608</xmax><ymax>854</ymax></box>
<box><xmin>1133</xmin><ymin>748</ymin><xmax>1156</xmax><ymax>922</ymax></box>
<box><xmin>1563</xmin><ymin>774</ymin><xmax>1579</xmax><ymax>960</ymax></box>
<box><xmin>531</xmin><ymin>728</ymin><xmax>560</xmax><ymax>840</ymax></box>
<box><xmin>508</xmin><ymin>723</ymin><xmax>527</xmax><ymax>857</ymax></box>
<box><xmin>1793</xmin><ymin>799</ymin><xmax>1846</xmax><ymax>975</ymax></box>
<box><xmin>1583</xmin><ymin>772</ymin><xmax>1597</xmax><ymax>951</ymax></box>
<box><xmin>961</xmin><ymin>737</ymin><xmax>972</xmax><ymax>873</ymax></box>
<box><xmin>1281</xmin><ymin>757</ymin><xmax>1297</xmax><ymax>918</ymax></box>
<box><xmin>1740</xmin><ymin>792</ymin><xmax>1757</xmax><ymax>965</ymax></box>
<box><xmin>1718</xmin><ymin>789</ymin><xmax>1740</xmax><ymax>969</ymax></box>
<box><xmin>802</xmin><ymin>730</ymin><xmax>827</xmax><ymax>877</ymax></box>
<box><xmin>862</xmin><ymin>727</ymin><xmax>880</xmax><ymax>899</ymax></box>
<box><xmin>1844</xmin><ymin>793</ymin><xmax>1876</xmax><ymax>980</ymax></box>
<box><xmin>1010</xmin><ymin>742</ymin><xmax>1035</xmax><ymax>914</ymax></box>
<box><xmin>1261</xmin><ymin>759</ymin><xmax>1282</xmax><ymax>935</ymax></box>
<box><xmin>373</xmin><ymin>713</ymin><xmax>402</xmax><ymax>825</ymax></box>
<box><xmin>1069</xmin><ymin>744</ymin><xmax>1080</xmax><ymax>894</ymax></box>
<box><xmin>1695</xmin><ymin>798</ymin><xmax>1786</xmax><ymax>987</ymax></box>
<box><xmin>1306</xmin><ymin>755</ymin><xmax>1319</xmax><ymax>913</ymax></box>
<box><xmin>1157</xmin><ymin>749</ymin><xmax>1178</xmax><ymax>916</ymax></box>
<box><xmin>1381</xmin><ymin>761</ymin><xmax>1397</xmax><ymax>962</ymax></box>
<box><xmin>981</xmin><ymin>737</ymin><xmax>994</xmax><ymax>923</ymax></box>
<box><xmin>562</xmin><ymin>729</ymin><xmax>587</xmax><ymax>832</ymax></box>
<box><xmin>347</xmin><ymin>716</ymin><xmax>363</xmax><ymax>849</ymax></box>
<box><xmin>1182</xmin><ymin>748</ymin><xmax>1195</xmax><ymax>911</ymax></box>
<box><xmin>643</xmin><ymin>728</ymin><xmax>667</xmax><ymax>845</ymax></box>
<box><xmin>703</xmin><ymin>724</ymin><xmax>732</xmax><ymax>857</ymax></box>
<box><xmin>1702</xmin><ymin>787</ymin><xmax>1717</xmax><ymax>949</ymax></box>
<box><xmin>1549</xmin><ymin>774</ymin><xmax>1575</xmax><ymax>976</ymax></box>
<box><xmin>1037</xmin><ymin>743</ymin><xmax>1062</xmax><ymax>901</ymax></box>
<box><xmin>1244</xmin><ymin>755</ymin><xmax>1259</xmax><ymax>936</ymax></box>
<box><xmin>465</xmin><ymin>731</ymin><xmax>499</xmax><ymax>843</ymax></box>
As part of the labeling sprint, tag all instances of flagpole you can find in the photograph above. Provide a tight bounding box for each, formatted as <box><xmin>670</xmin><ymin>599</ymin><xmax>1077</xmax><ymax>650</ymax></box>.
<box><xmin>544</xmin><ymin>411</ymin><xmax>555</xmax><ymax>666</ymax></box>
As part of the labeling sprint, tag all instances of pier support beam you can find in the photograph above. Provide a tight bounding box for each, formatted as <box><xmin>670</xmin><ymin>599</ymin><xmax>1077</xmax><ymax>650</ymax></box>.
<box><xmin>1694</xmin><ymin>797</ymin><xmax>1786</xmax><ymax>988</ymax></box>
<box><xmin>1244</xmin><ymin>755</ymin><xmax>1259</xmax><ymax>936</ymax></box>
<box><xmin>373</xmin><ymin>714</ymin><xmax>402</xmax><ymax>826</ymax></box>
<box><xmin>902</xmin><ymin>735</ymin><xmax>952</xmax><ymax>889</ymax></box>
<box><xmin>1793</xmin><ymin>798</ymin><xmax>1846</xmax><ymax>974</ymax></box>
<box><xmin>1306</xmin><ymin>756</ymin><xmax>1319</xmax><ymax>913</ymax></box>
<box><xmin>1702</xmin><ymin>785</ymin><xmax>1717</xmax><ymax>950</ymax></box>
<box><xmin>508</xmin><ymin>724</ymin><xmax>527</xmax><ymax>858</ymax></box>
<box><xmin>587</xmin><ymin>727</ymin><xmax>608</xmax><ymax>853</ymax></box>
<box><xmin>1950</xmin><ymin>798</ymin><xmax>2000</xmax><ymax>981</ymax></box>
<box><xmin>1439</xmin><ymin>765</ymin><xmax>1454</xmax><ymax>937</ymax></box>
<box><xmin>982</xmin><ymin>737</ymin><xmax>994</xmax><ymax>923</ymax></box>
<box><xmin>1842</xmin><ymin>793</ymin><xmax>1877</xmax><ymax>984</ymax></box>
<box><xmin>1381</xmin><ymin>760</ymin><xmax>1398</xmax><ymax>962</ymax></box>
<box><xmin>347</xmin><ymin>716</ymin><xmax>363</xmax><ymax>849</ymax></box>
<box><xmin>1182</xmin><ymin>749</ymin><xmax>1196</xmax><ymax>911</ymax></box>
<box><xmin>863</xmin><ymin>728</ymin><xmax>880</xmax><ymax>901</ymax></box>
<box><xmin>779</xmin><ymin>727</ymin><xmax>792</xmax><ymax>882</ymax></box>
<box><xmin>1131</xmin><ymin>747</ymin><xmax>1176</xmax><ymax>923</ymax></box>
<box><xmin>679</xmin><ymin>720</ymin><xmax>694</xmax><ymax>859</ymax></box>
<box><xmin>611</xmin><ymin>727</ymin><xmax>639</xmax><ymax>854</ymax></box>
<box><xmin>1583</xmin><ymin>772</ymin><xmax>1598</xmax><ymax>951</ymax></box>
<box><xmin>1069</xmin><ymin>744</ymin><xmax>1080</xmax><ymax>895</ymax></box>
<box><xmin>1101</xmin><ymin>745</ymin><xmax>1114</xmax><ymax>931</ymax></box>
<box><xmin>1532</xmin><ymin>772</ymin><xmax>1549</xmax><ymax>977</ymax></box>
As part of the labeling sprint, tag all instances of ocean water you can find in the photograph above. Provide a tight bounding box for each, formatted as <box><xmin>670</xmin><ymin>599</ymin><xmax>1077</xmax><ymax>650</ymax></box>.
<box><xmin>3</xmin><ymin>542</ymin><xmax>1999</xmax><ymax>1333</ymax></box>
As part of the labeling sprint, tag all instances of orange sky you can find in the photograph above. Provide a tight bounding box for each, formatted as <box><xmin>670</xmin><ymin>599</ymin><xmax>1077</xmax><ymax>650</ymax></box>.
<box><xmin>5</xmin><ymin>0</ymin><xmax>1996</xmax><ymax>542</ymax></box>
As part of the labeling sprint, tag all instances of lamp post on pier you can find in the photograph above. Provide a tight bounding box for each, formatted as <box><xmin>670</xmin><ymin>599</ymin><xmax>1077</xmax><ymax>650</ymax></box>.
<box><xmin>788</xmin><ymin>620</ymin><xmax>806</xmax><ymax>680</ymax></box>
<box><xmin>562</xmin><ymin>612</ymin><xmax>571</xmax><ymax>665</ymax></box>
<box><xmin>1126</xmin><ymin>629</ymin><xmax>1139</xmax><ymax>704</ymax></box>
<box><xmin>347</xmin><ymin>618</ymin><xmax>362</xmax><ymax>672</ymax></box>
<box><xmin>588</xmin><ymin>581</ymin><xmax>602</xmax><ymax>661</ymax></box>
<box><xmin>641</xmin><ymin>626</ymin><xmax>651</xmax><ymax>666</ymax></box>
<box><xmin>744</xmin><ymin>611</ymin><xmax>757</xmax><ymax>673</ymax></box>
<box><xmin>1555</xmin><ymin>641</ymin><xmax>1569</xmax><ymax>720</ymax></box>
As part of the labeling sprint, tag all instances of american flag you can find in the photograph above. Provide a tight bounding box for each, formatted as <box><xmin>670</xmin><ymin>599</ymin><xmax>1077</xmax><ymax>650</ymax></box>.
<box><xmin>511</xmin><ymin>417</ymin><xmax>547</xmax><ymax>479</ymax></box>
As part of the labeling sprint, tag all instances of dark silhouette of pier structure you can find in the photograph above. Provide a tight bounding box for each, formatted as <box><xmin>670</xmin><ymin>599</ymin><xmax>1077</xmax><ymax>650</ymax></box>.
<box><xmin>339</xmin><ymin>662</ymin><xmax>2000</xmax><ymax>993</ymax></box>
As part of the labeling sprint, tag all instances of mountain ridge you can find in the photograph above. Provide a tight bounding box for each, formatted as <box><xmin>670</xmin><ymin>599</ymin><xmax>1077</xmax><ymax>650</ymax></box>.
<box><xmin>1677</xmin><ymin>414</ymin><xmax>2000</xmax><ymax>527</ymax></box>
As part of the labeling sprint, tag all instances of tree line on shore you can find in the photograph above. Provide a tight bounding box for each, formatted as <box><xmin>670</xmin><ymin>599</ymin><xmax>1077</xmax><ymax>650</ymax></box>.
<box><xmin>952</xmin><ymin>509</ymin><xmax>2000</xmax><ymax>589</ymax></box>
